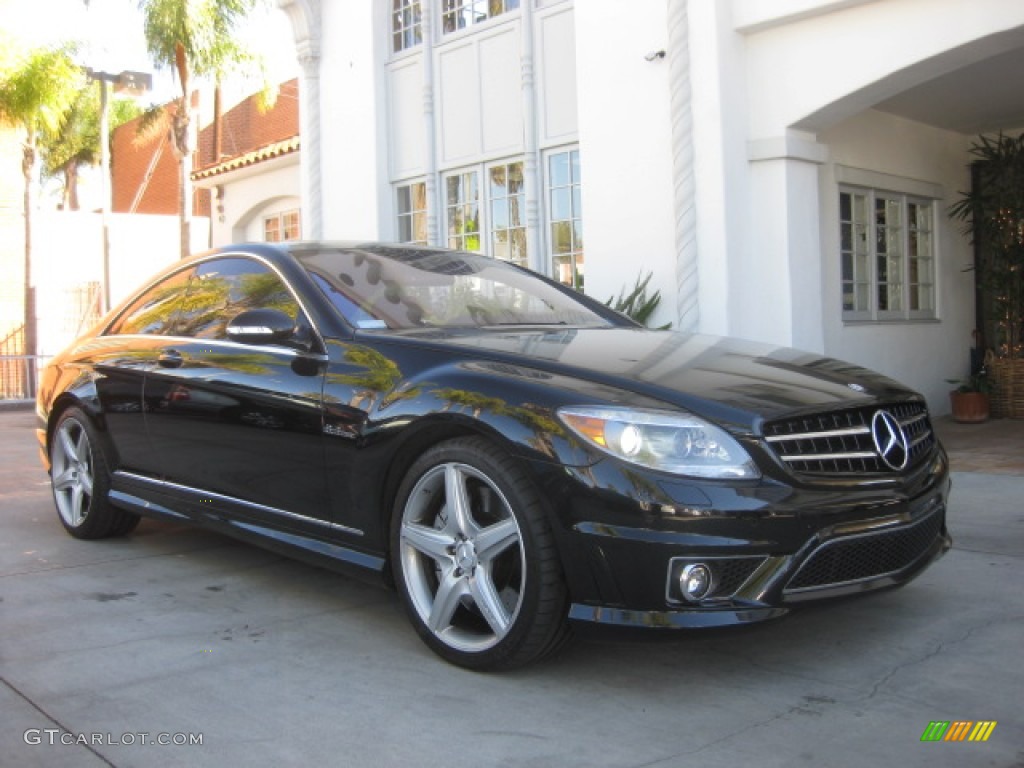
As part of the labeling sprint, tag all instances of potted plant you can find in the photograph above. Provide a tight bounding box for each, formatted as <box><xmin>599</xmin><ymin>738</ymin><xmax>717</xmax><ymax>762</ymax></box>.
<box><xmin>950</xmin><ymin>132</ymin><xmax>1024</xmax><ymax>418</ymax></box>
<box><xmin>947</xmin><ymin>371</ymin><xmax>993</xmax><ymax>423</ymax></box>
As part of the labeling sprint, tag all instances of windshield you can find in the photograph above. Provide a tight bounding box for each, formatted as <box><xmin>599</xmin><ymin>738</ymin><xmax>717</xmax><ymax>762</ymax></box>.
<box><xmin>298</xmin><ymin>245</ymin><xmax>614</xmax><ymax>331</ymax></box>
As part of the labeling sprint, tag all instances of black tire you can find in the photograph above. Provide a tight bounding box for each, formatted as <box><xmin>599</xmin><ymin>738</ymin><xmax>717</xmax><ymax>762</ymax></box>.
<box><xmin>49</xmin><ymin>407</ymin><xmax>140</xmax><ymax>540</ymax></box>
<box><xmin>391</xmin><ymin>436</ymin><xmax>570</xmax><ymax>670</ymax></box>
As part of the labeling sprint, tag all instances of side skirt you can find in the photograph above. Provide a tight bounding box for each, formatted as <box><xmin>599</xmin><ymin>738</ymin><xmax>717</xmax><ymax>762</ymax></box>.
<box><xmin>110</xmin><ymin>471</ymin><xmax>387</xmax><ymax>580</ymax></box>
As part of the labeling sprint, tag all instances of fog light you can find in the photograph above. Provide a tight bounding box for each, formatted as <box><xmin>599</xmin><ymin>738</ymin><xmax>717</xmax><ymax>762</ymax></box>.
<box><xmin>679</xmin><ymin>563</ymin><xmax>713</xmax><ymax>602</ymax></box>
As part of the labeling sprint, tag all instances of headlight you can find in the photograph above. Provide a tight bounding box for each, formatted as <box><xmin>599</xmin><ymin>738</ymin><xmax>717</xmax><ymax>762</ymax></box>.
<box><xmin>558</xmin><ymin>406</ymin><xmax>759</xmax><ymax>479</ymax></box>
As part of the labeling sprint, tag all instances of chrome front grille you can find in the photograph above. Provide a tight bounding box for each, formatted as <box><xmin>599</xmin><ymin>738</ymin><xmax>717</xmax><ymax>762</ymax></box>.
<box><xmin>784</xmin><ymin>509</ymin><xmax>944</xmax><ymax>593</ymax></box>
<box><xmin>763</xmin><ymin>402</ymin><xmax>936</xmax><ymax>475</ymax></box>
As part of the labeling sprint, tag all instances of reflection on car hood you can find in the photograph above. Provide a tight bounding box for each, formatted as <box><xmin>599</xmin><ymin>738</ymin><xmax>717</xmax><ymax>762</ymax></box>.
<box><xmin>381</xmin><ymin>327</ymin><xmax>915</xmax><ymax>428</ymax></box>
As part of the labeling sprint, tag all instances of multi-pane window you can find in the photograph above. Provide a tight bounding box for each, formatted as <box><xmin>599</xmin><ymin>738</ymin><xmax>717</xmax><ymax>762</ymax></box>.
<box><xmin>442</xmin><ymin>0</ymin><xmax>520</xmax><ymax>33</ymax></box>
<box><xmin>392</xmin><ymin>0</ymin><xmax>422</xmax><ymax>53</ymax></box>
<box><xmin>446</xmin><ymin>171</ymin><xmax>481</xmax><ymax>251</ymax></box>
<box><xmin>489</xmin><ymin>162</ymin><xmax>526</xmax><ymax>267</ymax></box>
<box><xmin>840</xmin><ymin>190</ymin><xmax>869</xmax><ymax>313</ymax></box>
<box><xmin>397</xmin><ymin>182</ymin><xmax>428</xmax><ymax>244</ymax></box>
<box><xmin>264</xmin><ymin>210</ymin><xmax>301</xmax><ymax>243</ymax></box>
<box><xmin>907</xmin><ymin>200</ymin><xmax>935</xmax><ymax>312</ymax></box>
<box><xmin>547</xmin><ymin>149</ymin><xmax>583</xmax><ymax>289</ymax></box>
<box><xmin>444</xmin><ymin>162</ymin><xmax>528</xmax><ymax>265</ymax></box>
<box><xmin>840</xmin><ymin>187</ymin><xmax>935</xmax><ymax>320</ymax></box>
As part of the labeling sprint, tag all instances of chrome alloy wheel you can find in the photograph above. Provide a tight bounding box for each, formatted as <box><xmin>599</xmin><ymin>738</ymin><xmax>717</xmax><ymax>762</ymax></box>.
<box><xmin>51</xmin><ymin>416</ymin><xmax>95</xmax><ymax>528</ymax></box>
<box><xmin>399</xmin><ymin>461</ymin><xmax>525</xmax><ymax>653</ymax></box>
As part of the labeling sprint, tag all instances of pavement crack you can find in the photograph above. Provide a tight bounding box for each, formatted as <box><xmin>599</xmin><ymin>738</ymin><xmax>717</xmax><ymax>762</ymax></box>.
<box><xmin>1</xmin><ymin>675</ymin><xmax>118</xmax><ymax>768</ymax></box>
<box><xmin>861</xmin><ymin>613</ymin><xmax>1024</xmax><ymax>701</ymax></box>
<box><xmin>629</xmin><ymin>704</ymin><xmax>810</xmax><ymax>765</ymax></box>
<box><xmin>953</xmin><ymin>544</ymin><xmax>1023</xmax><ymax>559</ymax></box>
<box><xmin>703</xmin><ymin>647</ymin><xmax>862</xmax><ymax>695</ymax></box>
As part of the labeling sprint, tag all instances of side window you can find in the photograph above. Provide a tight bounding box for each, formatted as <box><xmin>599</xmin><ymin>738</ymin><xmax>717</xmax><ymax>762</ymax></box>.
<box><xmin>107</xmin><ymin>267</ymin><xmax>194</xmax><ymax>336</ymax></box>
<box><xmin>176</xmin><ymin>257</ymin><xmax>306</xmax><ymax>341</ymax></box>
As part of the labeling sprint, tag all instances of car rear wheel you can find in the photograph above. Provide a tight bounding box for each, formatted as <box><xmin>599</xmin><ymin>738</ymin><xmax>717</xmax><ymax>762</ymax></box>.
<box><xmin>50</xmin><ymin>407</ymin><xmax>140</xmax><ymax>539</ymax></box>
<box><xmin>391</xmin><ymin>437</ymin><xmax>570</xmax><ymax>670</ymax></box>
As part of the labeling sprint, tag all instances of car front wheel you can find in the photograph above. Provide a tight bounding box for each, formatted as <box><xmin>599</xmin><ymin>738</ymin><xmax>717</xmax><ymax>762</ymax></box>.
<box><xmin>391</xmin><ymin>437</ymin><xmax>569</xmax><ymax>670</ymax></box>
<box><xmin>50</xmin><ymin>407</ymin><xmax>139</xmax><ymax>539</ymax></box>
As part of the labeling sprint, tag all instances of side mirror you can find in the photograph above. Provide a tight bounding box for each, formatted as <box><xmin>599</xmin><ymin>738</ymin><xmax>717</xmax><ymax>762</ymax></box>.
<box><xmin>226</xmin><ymin>308</ymin><xmax>297</xmax><ymax>346</ymax></box>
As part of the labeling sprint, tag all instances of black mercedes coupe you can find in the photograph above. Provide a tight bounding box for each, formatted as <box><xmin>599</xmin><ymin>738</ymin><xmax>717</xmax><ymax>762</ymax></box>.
<box><xmin>36</xmin><ymin>242</ymin><xmax>951</xmax><ymax>669</ymax></box>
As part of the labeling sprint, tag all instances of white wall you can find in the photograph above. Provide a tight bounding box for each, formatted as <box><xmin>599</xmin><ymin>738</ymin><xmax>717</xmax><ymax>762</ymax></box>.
<box><xmin>319</xmin><ymin>0</ymin><xmax>388</xmax><ymax>240</ymax></box>
<box><xmin>573</xmin><ymin>0</ymin><xmax>678</xmax><ymax>322</ymax></box>
<box><xmin>200</xmin><ymin>158</ymin><xmax>301</xmax><ymax>246</ymax></box>
<box><xmin>817</xmin><ymin>110</ymin><xmax>975</xmax><ymax>414</ymax></box>
<box><xmin>33</xmin><ymin>212</ymin><xmax>209</xmax><ymax>357</ymax></box>
<box><xmin>239</xmin><ymin>195</ymin><xmax>303</xmax><ymax>243</ymax></box>
<box><xmin>688</xmin><ymin>0</ymin><xmax>748</xmax><ymax>337</ymax></box>
<box><xmin>741</xmin><ymin>0</ymin><xmax>1024</xmax><ymax>136</ymax></box>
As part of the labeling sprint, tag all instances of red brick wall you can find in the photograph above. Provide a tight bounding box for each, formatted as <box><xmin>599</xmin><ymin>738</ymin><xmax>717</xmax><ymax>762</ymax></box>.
<box><xmin>196</xmin><ymin>79</ymin><xmax>300</xmax><ymax>169</ymax></box>
<box><xmin>111</xmin><ymin>78</ymin><xmax>299</xmax><ymax>218</ymax></box>
<box><xmin>111</xmin><ymin>100</ymin><xmax>209</xmax><ymax>217</ymax></box>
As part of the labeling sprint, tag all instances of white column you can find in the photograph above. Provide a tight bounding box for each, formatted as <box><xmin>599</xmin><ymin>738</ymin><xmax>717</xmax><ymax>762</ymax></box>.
<box><xmin>520</xmin><ymin>0</ymin><xmax>542</xmax><ymax>274</ymax></box>
<box><xmin>422</xmin><ymin>0</ymin><xmax>441</xmax><ymax>246</ymax></box>
<box><xmin>667</xmin><ymin>0</ymin><xmax>698</xmax><ymax>331</ymax></box>
<box><xmin>297</xmin><ymin>44</ymin><xmax>322</xmax><ymax>241</ymax></box>
<box><xmin>742</xmin><ymin>133</ymin><xmax>829</xmax><ymax>349</ymax></box>
<box><xmin>279</xmin><ymin>0</ymin><xmax>322</xmax><ymax>240</ymax></box>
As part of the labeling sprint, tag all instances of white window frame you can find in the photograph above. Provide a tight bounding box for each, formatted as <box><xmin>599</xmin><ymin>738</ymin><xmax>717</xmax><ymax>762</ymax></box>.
<box><xmin>544</xmin><ymin>146</ymin><xmax>583</xmax><ymax>290</ymax></box>
<box><xmin>442</xmin><ymin>158</ymin><xmax>528</xmax><ymax>266</ymax></box>
<box><xmin>440</xmin><ymin>0</ymin><xmax>521</xmax><ymax>36</ymax></box>
<box><xmin>391</xmin><ymin>0</ymin><xmax>423</xmax><ymax>53</ymax></box>
<box><xmin>263</xmin><ymin>209</ymin><xmax>301</xmax><ymax>243</ymax></box>
<box><xmin>487</xmin><ymin>159</ymin><xmax>527</xmax><ymax>267</ymax></box>
<box><xmin>444</xmin><ymin>168</ymin><xmax>483</xmax><ymax>252</ymax></box>
<box><xmin>837</xmin><ymin>172</ymin><xmax>939</xmax><ymax>323</ymax></box>
<box><xmin>396</xmin><ymin>180</ymin><xmax>429</xmax><ymax>245</ymax></box>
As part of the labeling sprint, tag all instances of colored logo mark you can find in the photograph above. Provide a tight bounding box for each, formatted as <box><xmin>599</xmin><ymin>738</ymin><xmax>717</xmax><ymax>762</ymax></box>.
<box><xmin>920</xmin><ymin>721</ymin><xmax>997</xmax><ymax>742</ymax></box>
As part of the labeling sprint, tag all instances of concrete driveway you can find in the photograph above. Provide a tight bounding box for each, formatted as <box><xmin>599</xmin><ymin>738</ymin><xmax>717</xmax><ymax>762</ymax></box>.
<box><xmin>1</xmin><ymin>407</ymin><xmax>1022</xmax><ymax>768</ymax></box>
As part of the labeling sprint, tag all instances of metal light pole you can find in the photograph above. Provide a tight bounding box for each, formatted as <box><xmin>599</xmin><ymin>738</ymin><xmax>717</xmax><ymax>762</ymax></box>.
<box><xmin>86</xmin><ymin>69</ymin><xmax>151</xmax><ymax>312</ymax></box>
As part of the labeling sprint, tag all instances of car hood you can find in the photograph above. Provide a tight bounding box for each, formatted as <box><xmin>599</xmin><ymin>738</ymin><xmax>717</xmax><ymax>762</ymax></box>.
<box><xmin>377</xmin><ymin>327</ymin><xmax>917</xmax><ymax>431</ymax></box>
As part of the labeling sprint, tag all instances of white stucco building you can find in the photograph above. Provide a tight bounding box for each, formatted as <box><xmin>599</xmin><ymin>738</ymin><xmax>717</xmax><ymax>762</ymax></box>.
<box><xmin>274</xmin><ymin>0</ymin><xmax>1024</xmax><ymax>414</ymax></box>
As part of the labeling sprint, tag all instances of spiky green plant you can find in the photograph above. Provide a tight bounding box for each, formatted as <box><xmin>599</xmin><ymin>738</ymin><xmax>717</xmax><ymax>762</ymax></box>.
<box><xmin>605</xmin><ymin>271</ymin><xmax>671</xmax><ymax>329</ymax></box>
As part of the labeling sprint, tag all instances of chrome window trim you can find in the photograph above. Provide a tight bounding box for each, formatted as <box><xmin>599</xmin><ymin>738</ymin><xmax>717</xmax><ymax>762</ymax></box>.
<box><xmin>102</xmin><ymin>250</ymin><xmax>328</xmax><ymax>356</ymax></box>
<box><xmin>100</xmin><ymin>333</ymin><xmax>329</xmax><ymax>363</ymax></box>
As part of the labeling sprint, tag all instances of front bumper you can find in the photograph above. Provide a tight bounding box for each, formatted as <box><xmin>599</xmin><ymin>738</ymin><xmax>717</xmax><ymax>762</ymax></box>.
<box><xmin>542</xmin><ymin>447</ymin><xmax>952</xmax><ymax>631</ymax></box>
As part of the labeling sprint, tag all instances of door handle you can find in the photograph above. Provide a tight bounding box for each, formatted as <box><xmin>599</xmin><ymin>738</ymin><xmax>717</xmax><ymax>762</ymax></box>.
<box><xmin>157</xmin><ymin>349</ymin><xmax>184</xmax><ymax>368</ymax></box>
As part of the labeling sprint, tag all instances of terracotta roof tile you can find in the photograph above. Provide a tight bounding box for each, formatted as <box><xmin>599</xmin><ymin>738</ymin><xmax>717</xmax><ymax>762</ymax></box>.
<box><xmin>191</xmin><ymin>136</ymin><xmax>300</xmax><ymax>180</ymax></box>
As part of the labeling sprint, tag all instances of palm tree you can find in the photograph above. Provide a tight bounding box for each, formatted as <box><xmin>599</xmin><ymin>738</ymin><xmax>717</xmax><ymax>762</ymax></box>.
<box><xmin>137</xmin><ymin>0</ymin><xmax>266</xmax><ymax>259</ymax></box>
<box><xmin>40</xmin><ymin>86</ymin><xmax>143</xmax><ymax>211</ymax></box>
<box><xmin>0</xmin><ymin>41</ymin><xmax>83</xmax><ymax>361</ymax></box>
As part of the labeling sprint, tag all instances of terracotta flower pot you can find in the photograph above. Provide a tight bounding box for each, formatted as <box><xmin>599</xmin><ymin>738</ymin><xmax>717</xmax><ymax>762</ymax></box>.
<box><xmin>949</xmin><ymin>391</ymin><xmax>990</xmax><ymax>423</ymax></box>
